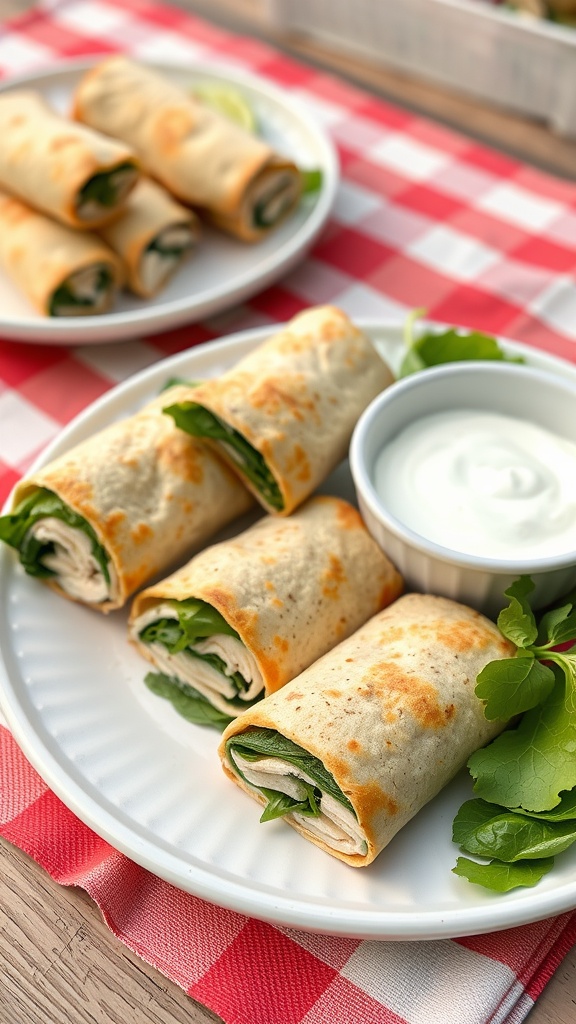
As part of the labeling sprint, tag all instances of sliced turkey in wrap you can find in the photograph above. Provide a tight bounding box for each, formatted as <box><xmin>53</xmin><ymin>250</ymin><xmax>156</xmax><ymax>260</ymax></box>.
<box><xmin>164</xmin><ymin>306</ymin><xmax>394</xmax><ymax>515</ymax></box>
<box><xmin>0</xmin><ymin>90</ymin><xmax>139</xmax><ymax>228</ymax></box>
<box><xmin>0</xmin><ymin>189</ymin><xmax>124</xmax><ymax>316</ymax></box>
<box><xmin>72</xmin><ymin>56</ymin><xmax>302</xmax><ymax>241</ymax></box>
<box><xmin>128</xmin><ymin>495</ymin><xmax>403</xmax><ymax>723</ymax></box>
<box><xmin>0</xmin><ymin>385</ymin><xmax>253</xmax><ymax>612</ymax></box>
<box><xmin>220</xmin><ymin>594</ymin><xmax>515</xmax><ymax>866</ymax></box>
<box><xmin>98</xmin><ymin>177</ymin><xmax>200</xmax><ymax>297</ymax></box>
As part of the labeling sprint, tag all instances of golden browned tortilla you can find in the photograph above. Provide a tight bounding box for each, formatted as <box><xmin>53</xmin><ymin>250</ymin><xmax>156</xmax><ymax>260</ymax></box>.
<box><xmin>220</xmin><ymin>593</ymin><xmax>514</xmax><ymax>866</ymax></box>
<box><xmin>98</xmin><ymin>177</ymin><xmax>200</xmax><ymax>297</ymax></box>
<box><xmin>0</xmin><ymin>90</ymin><xmax>138</xmax><ymax>228</ymax></box>
<box><xmin>169</xmin><ymin>305</ymin><xmax>395</xmax><ymax>515</ymax></box>
<box><xmin>10</xmin><ymin>386</ymin><xmax>254</xmax><ymax>611</ymax></box>
<box><xmin>129</xmin><ymin>495</ymin><xmax>403</xmax><ymax>714</ymax></box>
<box><xmin>73</xmin><ymin>56</ymin><xmax>302</xmax><ymax>241</ymax></box>
<box><xmin>0</xmin><ymin>189</ymin><xmax>124</xmax><ymax>316</ymax></box>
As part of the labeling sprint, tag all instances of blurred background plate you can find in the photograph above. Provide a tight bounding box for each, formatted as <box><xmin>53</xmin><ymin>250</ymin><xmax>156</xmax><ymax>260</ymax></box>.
<box><xmin>0</xmin><ymin>58</ymin><xmax>338</xmax><ymax>345</ymax></box>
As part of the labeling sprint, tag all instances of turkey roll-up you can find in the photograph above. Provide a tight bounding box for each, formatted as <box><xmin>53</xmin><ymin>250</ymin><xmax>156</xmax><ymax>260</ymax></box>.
<box><xmin>98</xmin><ymin>177</ymin><xmax>200</xmax><ymax>298</ymax></box>
<box><xmin>72</xmin><ymin>56</ymin><xmax>302</xmax><ymax>241</ymax></box>
<box><xmin>129</xmin><ymin>496</ymin><xmax>403</xmax><ymax>722</ymax></box>
<box><xmin>0</xmin><ymin>386</ymin><xmax>253</xmax><ymax>611</ymax></box>
<box><xmin>220</xmin><ymin>594</ymin><xmax>514</xmax><ymax>866</ymax></box>
<box><xmin>0</xmin><ymin>189</ymin><xmax>123</xmax><ymax>316</ymax></box>
<box><xmin>164</xmin><ymin>306</ymin><xmax>394</xmax><ymax>515</ymax></box>
<box><xmin>0</xmin><ymin>90</ymin><xmax>139</xmax><ymax>228</ymax></box>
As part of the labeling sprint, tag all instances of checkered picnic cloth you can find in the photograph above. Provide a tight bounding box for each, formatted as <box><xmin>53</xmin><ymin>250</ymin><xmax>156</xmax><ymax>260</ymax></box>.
<box><xmin>1</xmin><ymin>1</ymin><xmax>576</xmax><ymax>1022</ymax></box>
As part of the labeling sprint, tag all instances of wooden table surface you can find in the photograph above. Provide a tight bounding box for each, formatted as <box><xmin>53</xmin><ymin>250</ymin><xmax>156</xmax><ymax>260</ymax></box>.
<box><xmin>1</xmin><ymin>1</ymin><xmax>576</xmax><ymax>1022</ymax></box>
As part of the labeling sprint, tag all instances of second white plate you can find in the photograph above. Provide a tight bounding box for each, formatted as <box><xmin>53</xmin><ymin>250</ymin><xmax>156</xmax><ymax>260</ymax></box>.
<box><xmin>0</xmin><ymin>59</ymin><xmax>338</xmax><ymax>345</ymax></box>
<box><xmin>1</xmin><ymin>321</ymin><xmax>576</xmax><ymax>940</ymax></box>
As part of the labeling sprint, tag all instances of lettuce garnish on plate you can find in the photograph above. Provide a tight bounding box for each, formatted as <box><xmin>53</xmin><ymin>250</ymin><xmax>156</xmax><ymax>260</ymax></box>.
<box><xmin>399</xmin><ymin>308</ymin><xmax>524</xmax><ymax>378</ymax></box>
<box><xmin>452</xmin><ymin>577</ymin><xmax>576</xmax><ymax>891</ymax></box>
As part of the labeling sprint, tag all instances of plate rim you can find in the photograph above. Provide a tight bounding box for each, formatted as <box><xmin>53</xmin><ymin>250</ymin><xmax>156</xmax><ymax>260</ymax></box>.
<box><xmin>2</xmin><ymin>318</ymin><xmax>576</xmax><ymax>941</ymax></box>
<box><xmin>0</xmin><ymin>56</ymin><xmax>339</xmax><ymax>345</ymax></box>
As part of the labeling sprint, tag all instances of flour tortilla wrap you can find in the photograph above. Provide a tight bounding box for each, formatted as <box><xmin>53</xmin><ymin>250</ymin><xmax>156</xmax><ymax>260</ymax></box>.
<box><xmin>0</xmin><ymin>189</ymin><xmax>123</xmax><ymax>316</ymax></box>
<box><xmin>72</xmin><ymin>56</ymin><xmax>302</xmax><ymax>241</ymax></box>
<box><xmin>128</xmin><ymin>496</ymin><xmax>403</xmax><ymax>720</ymax></box>
<box><xmin>0</xmin><ymin>386</ymin><xmax>253</xmax><ymax>612</ymax></box>
<box><xmin>0</xmin><ymin>90</ymin><xmax>139</xmax><ymax>228</ymax></box>
<box><xmin>98</xmin><ymin>177</ymin><xmax>200</xmax><ymax>298</ymax></box>
<box><xmin>164</xmin><ymin>306</ymin><xmax>394</xmax><ymax>515</ymax></box>
<box><xmin>220</xmin><ymin>594</ymin><xmax>514</xmax><ymax>866</ymax></box>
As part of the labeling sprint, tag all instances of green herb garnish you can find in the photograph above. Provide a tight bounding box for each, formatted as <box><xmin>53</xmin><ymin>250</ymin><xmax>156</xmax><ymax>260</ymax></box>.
<box><xmin>399</xmin><ymin>308</ymin><xmax>524</xmax><ymax>378</ymax></box>
<box><xmin>0</xmin><ymin>487</ymin><xmax>110</xmax><ymax>585</ymax></box>
<box><xmin>452</xmin><ymin>577</ymin><xmax>576</xmax><ymax>890</ymax></box>
<box><xmin>226</xmin><ymin>726</ymin><xmax>356</xmax><ymax>823</ymax></box>
<box><xmin>164</xmin><ymin>400</ymin><xmax>284</xmax><ymax>510</ymax></box>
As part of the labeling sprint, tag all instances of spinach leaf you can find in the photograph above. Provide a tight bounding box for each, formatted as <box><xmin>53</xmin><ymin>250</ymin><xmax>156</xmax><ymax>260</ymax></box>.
<box><xmin>78</xmin><ymin>161</ymin><xmax>137</xmax><ymax>209</ymax></box>
<box><xmin>0</xmin><ymin>487</ymin><xmax>110</xmax><ymax>584</ymax></box>
<box><xmin>226</xmin><ymin>727</ymin><xmax>356</xmax><ymax>819</ymax></box>
<box><xmin>139</xmin><ymin>599</ymin><xmax>248</xmax><ymax>694</ymax></box>
<box><xmin>144</xmin><ymin>672</ymin><xmax>234</xmax><ymax>730</ymax></box>
<box><xmin>259</xmin><ymin>782</ymin><xmax>321</xmax><ymax>823</ymax></box>
<box><xmin>164</xmin><ymin>400</ymin><xmax>284</xmax><ymax>510</ymax></box>
<box><xmin>49</xmin><ymin>267</ymin><xmax>112</xmax><ymax>316</ymax></box>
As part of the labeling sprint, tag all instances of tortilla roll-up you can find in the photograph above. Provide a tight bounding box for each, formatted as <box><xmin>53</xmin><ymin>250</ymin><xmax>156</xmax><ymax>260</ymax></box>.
<box><xmin>0</xmin><ymin>190</ymin><xmax>123</xmax><ymax>317</ymax></box>
<box><xmin>98</xmin><ymin>177</ymin><xmax>200</xmax><ymax>298</ymax></box>
<box><xmin>220</xmin><ymin>594</ymin><xmax>514</xmax><ymax>867</ymax></box>
<box><xmin>0</xmin><ymin>91</ymin><xmax>139</xmax><ymax>228</ymax></box>
<box><xmin>0</xmin><ymin>386</ymin><xmax>253</xmax><ymax>612</ymax></box>
<box><xmin>72</xmin><ymin>56</ymin><xmax>302</xmax><ymax>241</ymax></box>
<box><xmin>164</xmin><ymin>306</ymin><xmax>394</xmax><ymax>515</ymax></box>
<box><xmin>128</xmin><ymin>496</ymin><xmax>403</xmax><ymax>722</ymax></box>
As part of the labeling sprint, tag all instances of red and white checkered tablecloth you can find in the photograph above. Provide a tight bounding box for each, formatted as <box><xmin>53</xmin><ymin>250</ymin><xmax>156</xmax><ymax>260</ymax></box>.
<box><xmin>1</xmin><ymin>2</ymin><xmax>576</xmax><ymax>1022</ymax></box>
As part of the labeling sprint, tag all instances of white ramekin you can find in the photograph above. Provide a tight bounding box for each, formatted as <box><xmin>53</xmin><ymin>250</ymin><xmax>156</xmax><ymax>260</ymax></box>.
<box><xmin>350</xmin><ymin>360</ymin><xmax>576</xmax><ymax>615</ymax></box>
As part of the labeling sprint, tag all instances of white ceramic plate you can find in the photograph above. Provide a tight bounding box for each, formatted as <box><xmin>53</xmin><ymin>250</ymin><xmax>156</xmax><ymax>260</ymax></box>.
<box><xmin>1</xmin><ymin>321</ymin><xmax>576</xmax><ymax>941</ymax></box>
<box><xmin>0</xmin><ymin>60</ymin><xmax>338</xmax><ymax>345</ymax></box>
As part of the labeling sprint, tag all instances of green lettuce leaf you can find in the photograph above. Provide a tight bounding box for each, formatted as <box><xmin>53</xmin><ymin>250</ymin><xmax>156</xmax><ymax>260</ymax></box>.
<box><xmin>452</xmin><ymin>856</ymin><xmax>554</xmax><ymax>892</ymax></box>
<box><xmin>0</xmin><ymin>487</ymin><xmax>110</xmax><ymax>583</ymax></box>
<box><xmin>469</xmin><ymin>668</ymin><xmax>576</xmax><ymax>813</ymax></box>
<box><xmin>453</xmin><ymin>798</ymin><xmax>576</xmax><ymax>861</ymax></box>
<box><xmin>475</xmin><ymin>654</ymin><xmax>555</xmax><ymax>720</ymax></box>
<box><xmin>398</xmin><ymin>308</ymin><xmax>523</xmax><ymax>378</ymax></box>
<box><xmin>497</xmin><ymin>577</ymin><xmax>539</xmax><ymax>648</ymax></box>
<box><xmin>164</xmin><ymin>401</ymin><xmax>284</xmax><ymax>511</ymax></box>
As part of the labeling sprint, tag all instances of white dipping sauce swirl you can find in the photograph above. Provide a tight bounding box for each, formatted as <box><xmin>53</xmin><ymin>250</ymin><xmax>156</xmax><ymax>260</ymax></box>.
<box><xmin>374</xmin><ymin>410</ymin><xmax>576</xmax><ymax>559</ymax></box>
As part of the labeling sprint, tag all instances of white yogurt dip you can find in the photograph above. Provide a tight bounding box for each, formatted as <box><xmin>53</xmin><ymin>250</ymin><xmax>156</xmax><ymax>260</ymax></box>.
<box><xmin>373</xmin><ymin>409</ymin><xmax>576</xmax><ymax>560</ymax></box>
